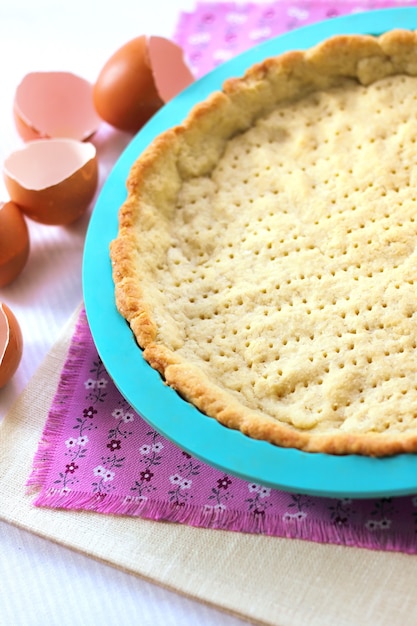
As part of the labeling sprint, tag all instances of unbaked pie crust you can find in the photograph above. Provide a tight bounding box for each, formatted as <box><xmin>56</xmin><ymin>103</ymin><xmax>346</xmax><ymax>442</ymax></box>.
<box><xmin>110</xmin><ymin>30</ymin><xmax>417</xmax><ymax>456</ymax></box>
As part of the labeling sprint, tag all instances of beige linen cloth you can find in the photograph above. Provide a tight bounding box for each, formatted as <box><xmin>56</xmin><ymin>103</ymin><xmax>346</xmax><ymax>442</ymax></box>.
<box><xmin>1</xmin><ymin>305</ymin><xmax>417</xmax><ymax>626</ymax></box>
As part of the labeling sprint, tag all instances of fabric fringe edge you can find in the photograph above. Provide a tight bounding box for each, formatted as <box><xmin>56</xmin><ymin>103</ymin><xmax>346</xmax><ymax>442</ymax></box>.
<box><xmin>32</xmin><ymin>487</ymin><xmax>417</xmax><ymax>555</ymax></box>
<box><xmin>26</xmin><ymin>308</ymin><xmax>89</xmax><ymax>492</ymax></box>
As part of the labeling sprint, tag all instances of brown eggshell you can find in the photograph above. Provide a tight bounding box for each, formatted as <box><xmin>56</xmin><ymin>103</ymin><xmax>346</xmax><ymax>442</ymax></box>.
<box><xmin>93</xmin><ymin>35</ymin><xmax>194</xmax><ymax>134</ymax></box>
<box><xmin>93</xmin><ymin>35</ymin><xmax>163</xmax><ymax>133</ymax></box>
<box><xmin>0</xmin><ymin>303</ymin><xmax>23</xmax><ymax>388</ymax></box>
<box><xmin>13</xmin><ymin>71</ymin><xmax>101</xmax><ymax>142</ymax></box>
<box><xmin>0</xmin><ymin>201</ymin><xmax>30</xmax><ymax>287</ymax></box>
<box><xmin>3</xmin><ymin>139</ymin><xmax>98</xmax><ymax>226</ymax></box>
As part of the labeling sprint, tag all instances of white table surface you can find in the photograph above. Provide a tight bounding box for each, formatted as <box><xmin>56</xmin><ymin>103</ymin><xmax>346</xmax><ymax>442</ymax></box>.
<box><xmin>0</xmin><ymin>1</ymin><xmax>254</xmax><ymax>624</ymax></box>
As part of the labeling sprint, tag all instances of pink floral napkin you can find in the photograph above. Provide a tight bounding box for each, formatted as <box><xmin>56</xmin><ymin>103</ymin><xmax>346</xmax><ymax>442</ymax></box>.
<box><xmin>28</xmin><ymin>308</ymin><xmax>417</xmax><ymax>553</ymax></box>
<box><xmin>174</xmin><ymin>0</ymin><xmax>410</xmax><ymax>78</ymax></box>
<box><xmin>28</xmin><ymin>1</ymin><xmax>417</xmax><ymax>555</ymax></box>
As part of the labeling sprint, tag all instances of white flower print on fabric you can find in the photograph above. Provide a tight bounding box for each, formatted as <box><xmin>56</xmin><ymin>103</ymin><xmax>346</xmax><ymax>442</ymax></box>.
<box><xmin>130</xmin><ymin>431</ymin><xmax>162</xmax><ymax>500</ymax></box>
<box><xmin>54</xmin><ymin>412</ymin><xmax>93</xmax><ymax>492</ymax></box>
<box><xmin>124</xmin><ymin>495</ymin><xmax>148</xmax><ymax>506</ymax></box>
<box><xmin>93</xmin><ymin>465</ymin><xmax>107</xmax><ymax>477</ymax></box>
<box><xmin>258</xmin><ymin>486</ymin><xmax>271</xmax><ymax>498</ymax></box>
<box><xmin>246</xmin><ymin>482</ymin><xmax>272</xmax><ymax>516</ymax></box>
<box><xmin>168</xmin><ymin>452</ymin><xmax>201</xmax><ymax>507</ymax></box>
<box><xmin>103</xmin><ymin>469</ymin><xmax>115</xmax><ymax>482</ymax></box>
<box><xmin>283</xmin><ymin>511</ymin><xmax>307</xmax><ymax>522</ymax></box>
<box><xmin>168</xmin><ymin>473</ymin><xmax>193</xmax><ymax>492</ymax></box>
<box><xmin>204</xmin><ymin>503</ymin><xmax>227</xmax><ymax>514</ymax></box>
<box><xmin>108</xmin><ymin>405</ymin><xmax>134</xmax><ymax>439</ymax></box>
<box><xmin>366</xmin><ymin>519</ymin><xmax>392</xmax><ymax>531</ymax></box>
<box><xmin>121</xmin><ymin>411</ymin><xmax>134</xmax><ymax>424</ymax></box>
<box><xmin>247</xmin><ymin>483</ymin><xmax>270</xmax><ymax>498</ymax></box>
<box><xmin>85</xmin><ymin>359</ymin><xmax>109</xmax><ymax>403</ymax></box>
<box><xmin>170</xmin><ymin>474</ymin><xmax>184</xmax><ymax>486</ymax></box>
<box><xmin>93</xmin><ymin>466</ymin><xmax>115</xmax><ymax>482</ymax></box>
<box><xmin>92</xmin><ymin>463</ymin><xmax>118</xmax><ymax>495</ymax></box>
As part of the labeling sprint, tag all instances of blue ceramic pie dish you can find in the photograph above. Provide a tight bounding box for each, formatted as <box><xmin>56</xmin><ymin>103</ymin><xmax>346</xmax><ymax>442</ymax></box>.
<box><xmin>83</xmin><ymin>7</ymin><xmax>417</xmax><ymax>498</ymax></box>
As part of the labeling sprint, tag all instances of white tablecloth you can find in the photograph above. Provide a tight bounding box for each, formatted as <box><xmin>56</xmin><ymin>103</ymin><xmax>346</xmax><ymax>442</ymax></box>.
<box><xmin>0</xmin><ymin>1</ymin><xmax>249</xmax><ymax>623</ymax></box>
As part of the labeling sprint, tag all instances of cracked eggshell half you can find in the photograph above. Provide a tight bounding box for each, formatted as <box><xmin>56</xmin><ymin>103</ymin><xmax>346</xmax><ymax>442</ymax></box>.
<box><xmin>0</xmin><ymin>303</ymin><xmax>23</xmax><ymax>388</ymax></box>
<box><xmin>3</xmin><ymin>138</ymin><xmax>98</xmax><ymax>226</ymax></box>
<box><xmin>13</xmin><ymin>71</ymin><xmax>101</xmax><ymax>142</ymax></box>
<box><xmin>147</xmin><ymin>36</ymin><xmax>195</xmax><ymax>102</ymax></box>
<box><xmin>0</xmin><ymin>201</ymin><xmax>30</xmax><ymax>287</ymax></box>
<box><xmin>93</xmin><ymin>35</ymin><xmax>194</xmax><ymax>133</ymax></box>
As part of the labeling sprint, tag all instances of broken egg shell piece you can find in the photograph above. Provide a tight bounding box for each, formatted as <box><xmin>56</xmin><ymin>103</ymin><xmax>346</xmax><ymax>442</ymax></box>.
<box><xmin>0</xmin><ymin>303</ymin><xmax>23</xmax><ymax>389</ymax></box>
<box><xmin>148</xmin><ymin>36</ymin><xmax>194</xmax><ymax>103</ymax></box>
<box><xmin>93</xmin><ymin>35</ymin><xmax>164</xmax><ymax>134</ymax></box>
<box><xmin>3</xmin><ymin>139</ymin><xmax>98</xmax><ymax>226</ymax></box>
<box><xmin>93</xmin><ymin>35</ymin><xmax>194</xmax><ymax>134</ymax></box>
<box><xmin>14</xmin><ymin>71</ymin><xmax>101</xmax><ymax>142</ymax></box>
<box><xmin>0</xmin><ymin>201</ymin><xmax>30</xmax><ymax>287</ymax></box>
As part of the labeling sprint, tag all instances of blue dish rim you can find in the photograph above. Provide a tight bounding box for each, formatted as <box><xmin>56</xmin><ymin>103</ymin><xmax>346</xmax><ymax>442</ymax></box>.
<box><xmin>83</xmin><ymin>7</ymin><xmax>417</xmax><ymax>499</ymax></box>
